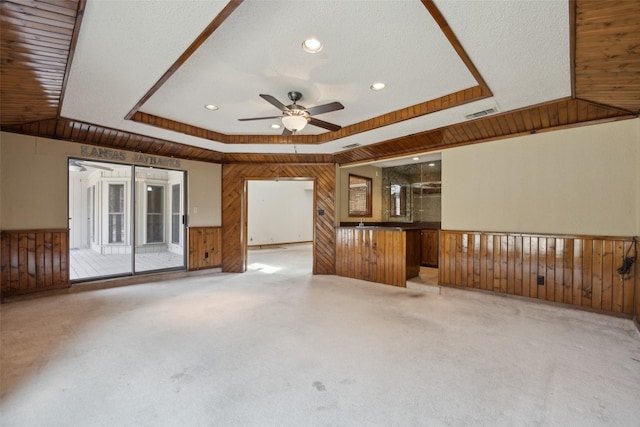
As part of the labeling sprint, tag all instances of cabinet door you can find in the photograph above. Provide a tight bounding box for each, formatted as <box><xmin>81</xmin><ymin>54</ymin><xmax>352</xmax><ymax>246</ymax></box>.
<box><xmin>420</xmin><ymin>230</ymin><xmax>439</xmax><ymax>267</ymax></box>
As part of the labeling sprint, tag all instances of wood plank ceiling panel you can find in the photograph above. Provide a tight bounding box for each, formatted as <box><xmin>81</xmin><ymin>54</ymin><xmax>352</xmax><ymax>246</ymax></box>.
<box><xmin>6</xmin><ymin>118</ymin><xmax>223</xmax><ymax>163</ymax></box>
<box><xmin>0</xmin><ymin>0</ymin><xmax>80</xmax><ymax>126</ymax></box>
<box><xmin>574</xmin><ymin>0</ymin><xmax>640</xmax><ymax>113</ymax></box>
<box><xmin>334</xmin><ymin>98</ymin><xmax>634</xmax><ymax>165</ymax></box>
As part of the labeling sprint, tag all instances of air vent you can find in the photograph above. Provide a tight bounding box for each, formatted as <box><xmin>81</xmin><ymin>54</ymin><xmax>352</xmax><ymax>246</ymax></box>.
<box><xmin>342</xmin><ymin>143</ymin><xmax>360</xmax><ymax>149</ymax></box>
<box><xmin>465</xmin><ymin>107</ymin><xmax>497</xmax><ymax>120</ymax></box>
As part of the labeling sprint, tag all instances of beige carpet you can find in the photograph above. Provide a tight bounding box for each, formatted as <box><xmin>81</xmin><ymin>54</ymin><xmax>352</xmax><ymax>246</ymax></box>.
<box><xmin>2</xmin><ymin>244</ymin><xmax>639</xmax><ymax>426</ymax></box>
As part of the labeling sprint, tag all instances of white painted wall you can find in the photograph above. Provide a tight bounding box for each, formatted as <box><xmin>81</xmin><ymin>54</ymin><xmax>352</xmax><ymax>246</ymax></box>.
<box><xmin>247</xmin><ymin>180</ymin><xmax>314</xmax><ymax>246</ymax></box>
<box><xmin>0</xmin><ymin>132</ymin><xmax>222</xmax><ymax>230</ymax></box>
<box><xmin>442</xmin><ymin>119</ymin><xmax>640</xmax><ymax>237</ymax></box>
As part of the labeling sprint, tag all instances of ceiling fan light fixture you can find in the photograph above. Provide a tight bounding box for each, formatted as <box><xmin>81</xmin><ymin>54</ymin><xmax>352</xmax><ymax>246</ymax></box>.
<box><xmin>302</xmin><ymin>38</ymin><xmax>323</xmax><ymax>53</ymax></box>
<box><xmin>282</xmin><ymin>114</ymin><xmax>308</xmax><ymax>132</ymax></box>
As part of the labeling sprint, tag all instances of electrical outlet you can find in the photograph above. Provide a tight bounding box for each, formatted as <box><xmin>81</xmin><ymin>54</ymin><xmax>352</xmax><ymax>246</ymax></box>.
<box><xmin>204</xmin><ymin>252</ymin><xmax>209</xmax><ymax>258</ymax></box>
<box><xmin>537</xmin><ymin>275</ymin><xmax>545</xmax><ymax>285</ymax></box>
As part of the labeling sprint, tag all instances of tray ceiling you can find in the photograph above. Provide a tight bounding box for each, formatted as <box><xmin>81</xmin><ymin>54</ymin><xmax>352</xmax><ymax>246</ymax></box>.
<box><xmin>1</xmin><ymin>0</ymin><xmax>638</xmax><ymax>164</ymax></box>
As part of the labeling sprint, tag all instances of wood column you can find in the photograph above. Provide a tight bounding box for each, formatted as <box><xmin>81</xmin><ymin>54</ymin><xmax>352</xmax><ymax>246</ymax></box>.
<box><xmin>221</xmin><ymin>163</ymin><xmax>336</xmax><ymax>274</ymax></box>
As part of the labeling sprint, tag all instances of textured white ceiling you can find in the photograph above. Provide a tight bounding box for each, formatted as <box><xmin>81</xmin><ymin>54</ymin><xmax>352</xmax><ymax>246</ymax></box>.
<box><xmin>141</xmin><ymin>0</ymin><xmax>476</xmax><ymax>135</ymax></box>
<box><xmin>61</xmin><ymin>0</ymin><xmax>570</xmax><ymax>155</ymax></box>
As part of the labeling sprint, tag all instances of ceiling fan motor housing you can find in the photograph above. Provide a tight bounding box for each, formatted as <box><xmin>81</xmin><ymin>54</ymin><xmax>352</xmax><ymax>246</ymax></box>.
<box><xmin>287</xmin><ymin>91</ymin><xmax>303</xmax><ymax>103</ymax></box>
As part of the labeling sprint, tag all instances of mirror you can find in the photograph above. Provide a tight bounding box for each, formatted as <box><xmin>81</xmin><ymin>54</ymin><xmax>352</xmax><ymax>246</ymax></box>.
<box><xmin>348</xmin><ymin>174</ymin><xmax>372</xmax><ymax>217</ymax></box>
<box><xmin>389</xmin><ymin>184</ymin><xmax>407</xmax><ymax>217</ymax></box>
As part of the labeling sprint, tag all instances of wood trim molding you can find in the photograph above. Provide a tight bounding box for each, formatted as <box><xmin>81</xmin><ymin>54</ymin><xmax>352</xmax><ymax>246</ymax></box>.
<box><xmin>222</xmin><ymin>163</ymin><xmax>336</xmax><ymax>275</ymax></box>
<box><xmin>569</xmin><ymin>0</ymin><xmax>577</xmax><ymax>98</ymax></box>
<box><xmin>421</xmin><ymin>0</ymin><xmax>492</xmax><ymax>96</ymax></box>
<box><xmin>124</xmin><ymin>0</ymin><xmax>244</xmax><ymax>120</ymax></box>
<box><xmin>334</xmin><ymin>97</ymin><xmax>636</xmax><ymax>165</ymax></box>
<box><xmin>129</xmin><ymin>86</ymin><xmax>488</xmax><ymax>145</ymax></box>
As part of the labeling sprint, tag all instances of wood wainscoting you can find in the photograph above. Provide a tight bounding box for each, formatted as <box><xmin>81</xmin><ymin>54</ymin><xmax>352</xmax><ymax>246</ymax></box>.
<box><xmin>439</xmin><ymin>230</ymin><xmax>637</xmax><ymax>316</ymax></box>
<box><xmin>1</xmin><ymin>229</ymin><xmax>70</xmax><ymax>298</ymax></box>
<box><xmin>188</xmin><ymin>226</ymin><xmax>222</xmax><ymax>270</ymax></box>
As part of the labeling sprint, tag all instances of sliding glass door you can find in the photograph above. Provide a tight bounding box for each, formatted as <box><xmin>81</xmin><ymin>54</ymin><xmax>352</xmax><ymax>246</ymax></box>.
<box><xmin>69</xmin><ymin>160</ymin><xmax>186</xmax><ymax>282</ymax></box>
<box><xmin>134</xmin><ymin>166</ymin><xmax>185</xmax><ymax>273</ymax></box>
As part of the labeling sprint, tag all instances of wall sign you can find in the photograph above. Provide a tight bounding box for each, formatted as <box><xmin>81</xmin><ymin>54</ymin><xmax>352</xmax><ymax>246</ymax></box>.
<box><xmin>79</xmin><ymin>145</ymin><xmax>181</xmax><ymax>169</ymax></box>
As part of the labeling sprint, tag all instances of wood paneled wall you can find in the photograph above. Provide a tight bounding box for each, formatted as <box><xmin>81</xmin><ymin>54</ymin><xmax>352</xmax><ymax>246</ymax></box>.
<box><xmin>188</xmin><ymin>227</ymin><xmax>222</xmax><ymax>270</ymax></box>
<box><xmin>439</xmin><ymin>230</ymin><xmax>637</xmax><ymax>316</ymax></box>
<box><xmin>336</xmin><ymin>228</ymin><xmax>420</xmax><ymax>287</ymax></box>
<box><xmin>222</xmin><ymin>163</ymin><xmax>336</xmax><ymax>274</ymax></box>
<box><xmin>1</xmin><ymin>229</ymin><xmax>70</xmax><ymax>297</ymax></box>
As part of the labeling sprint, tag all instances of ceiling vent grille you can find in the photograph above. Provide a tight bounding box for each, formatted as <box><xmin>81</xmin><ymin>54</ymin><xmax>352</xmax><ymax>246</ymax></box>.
<box><xmin>465</xmin><ymin>107</ymin><xmax>497</xmax><ymax>120</ymax></box>
<box><xmin>342</xmin><ymin>143</ymin><xmax>360</xmax><ymax>149</ymax></box>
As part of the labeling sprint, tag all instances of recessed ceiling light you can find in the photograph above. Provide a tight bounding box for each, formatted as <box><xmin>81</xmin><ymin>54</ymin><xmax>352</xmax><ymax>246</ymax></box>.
<box><xmin>370</xmin><ymin>82</ymin><xmax>386</xmax><ymax>91</ymax></box>
<box><xmin>302</xmin><ymin>38</ymin><xmax>323</xmax><ymax>53</ymax></box>
<box><xmin>204</xmin><ymin>104</ymin><xmax>218</xmax><ymax>111</ymax></box>
<box><xmin>413</xmin><ymin>157</ymin><xmax>420</xmax><ymax>161</ymax></box>
<box><xmin>428</xmin><ymin>163</ymin><xmax>436</xmax><ymax>167</ymax></box>
<box><xmin>271</xmin><ymin>124</ymin><xmax>281</xmax><ymax>129</ymax></box>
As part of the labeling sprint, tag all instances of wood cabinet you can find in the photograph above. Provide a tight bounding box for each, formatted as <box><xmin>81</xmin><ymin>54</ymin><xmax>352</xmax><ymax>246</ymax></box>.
<box><xmin>420</xmin><ymin>229</ymin><xmax>439</xmax><ymax>267</ymax></box>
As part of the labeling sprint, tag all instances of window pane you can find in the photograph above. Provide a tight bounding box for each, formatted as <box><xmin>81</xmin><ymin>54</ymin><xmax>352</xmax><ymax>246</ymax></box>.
<box><xmin>108</xmin><ymin>184</ymin><xmax>125</xmax><ymax>243</ymax></box>
<box><xmin>171</xmin><ymin>184</ymin><xmax>180</xmax><ymax>244</ymax></box>
<box><xmin>147</xmin><ymin>186</ymin><xmax>163</xmax><ymax>213</ymax></box>
<box><xmin>146</xmin><ymin>185</ymin><xmax>163</xmax><ymax>243</ymax></box>
<box><xmin>109</xmin><ymin>184</ymin><xmax>124</xmax><ymax>213</ymax></box>
<box><xmin>172</xmin><ymin>184</ymin><xmax>180</xmax><ymax>212</ymax></box>
<box><xmin>146</xmin><ymin>214</ymin><xmax>163</xmax><ymax>243</ymax></box>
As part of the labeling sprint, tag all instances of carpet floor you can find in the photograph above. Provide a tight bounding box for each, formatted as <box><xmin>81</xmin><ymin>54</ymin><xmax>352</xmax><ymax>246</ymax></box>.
<box><xmin>2</xmin><ymin>243</ymin><xmax>639</xmax><ymax>426</ymax></box>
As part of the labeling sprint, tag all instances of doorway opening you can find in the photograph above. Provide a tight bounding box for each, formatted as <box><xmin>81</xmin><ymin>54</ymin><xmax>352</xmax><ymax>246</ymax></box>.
<box><xmin>68</xmin><ymin>159</ymin><xmax>186</xmax><ymax>281</ymax></box>
<box><xmin>245</xmin><ymin>179</ymin><xmax>314</xmax><ymax>274</ymax></box>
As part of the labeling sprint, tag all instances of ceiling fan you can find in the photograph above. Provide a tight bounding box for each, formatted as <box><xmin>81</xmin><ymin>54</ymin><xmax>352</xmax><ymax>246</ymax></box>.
<box><xmin>239</xmin><ymin>91</ymin><xmax>344</xmax><ymax>136</ymax></box>
<box><xmin>68</xmin><ymin>160</ymin><xmax>114</xmax><ymax>172</ymax></box>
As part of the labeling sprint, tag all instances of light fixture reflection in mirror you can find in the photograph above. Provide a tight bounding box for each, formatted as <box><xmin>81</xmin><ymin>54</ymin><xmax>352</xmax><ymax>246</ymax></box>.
<box><xmin>390</xmin><ymin>184</ymin><xmax>407</xmax><ymax>217</ymax></box>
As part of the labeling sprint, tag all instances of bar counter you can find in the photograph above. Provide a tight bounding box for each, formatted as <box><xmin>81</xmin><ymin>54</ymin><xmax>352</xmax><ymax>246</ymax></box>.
<box><xmin>335</xmin><ymin>226</ymin><xmax>421</xmax><ymax>287</ymax></box>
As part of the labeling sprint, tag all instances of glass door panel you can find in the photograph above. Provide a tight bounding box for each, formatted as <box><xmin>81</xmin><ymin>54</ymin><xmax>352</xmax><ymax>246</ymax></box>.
<box><xmin>134</xmin><ymin>166</ymin><xmax>186</xmax><ymax>273</ymax></box>
<box><xmin>69</xmin><ymin>159</ymin><xmax>133</xmax><ymax>281</ymax></box>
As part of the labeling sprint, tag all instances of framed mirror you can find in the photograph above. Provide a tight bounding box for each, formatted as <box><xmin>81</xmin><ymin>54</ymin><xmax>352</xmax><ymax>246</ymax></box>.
<box><xmin>348</xmin><ymin>174</ymin><xmax>372</xmax><ymax>217</ymax></box>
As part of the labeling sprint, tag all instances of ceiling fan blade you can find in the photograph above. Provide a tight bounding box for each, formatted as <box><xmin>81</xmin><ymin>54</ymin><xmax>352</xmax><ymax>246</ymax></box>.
<box><xmin>259</xmin><ymin>94</ymin><xmax>289</xmax><ymax>111</ymax></box>
<box><xmin>238</xmin><ymin>116</ymin><xmax>283</xmax><ymax>121</ymax></box>
<box><xmin>282</xmin><ymin>128</ymin><xmax>293</xmax><ymax>136</ymax></box>
<box><xmin>309</xmin><ymin>117</ymin><xmax>342</xmax><ymax>132</ymax></box>
<box><xmin>306</xmin><ymin>101</ymin><xmax>344</xmax><ymax>116</ymax></box>
<box><xmin>79</xmin><ymin>162</ymin><xmax>113</xmax><ymax>171</ymax></box>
